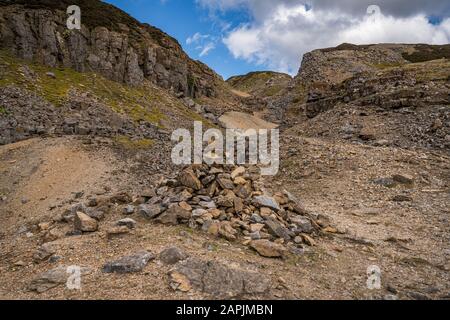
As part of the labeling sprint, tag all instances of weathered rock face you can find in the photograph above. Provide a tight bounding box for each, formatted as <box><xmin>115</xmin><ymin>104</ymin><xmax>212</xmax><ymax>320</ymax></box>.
<box><xmin>0</xmin><ymin>0</ymin><xmax>220</xmax><ymax>98</ymax></box>
<box><xmin>168</xmin><ymin>257</ymin><xmax>271</xmax><ymax>298</ymax></box>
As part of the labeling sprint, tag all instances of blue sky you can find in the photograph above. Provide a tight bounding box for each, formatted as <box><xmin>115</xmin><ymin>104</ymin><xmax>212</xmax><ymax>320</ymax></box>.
<box><xmin>104</xmin><ymin>0</ymin><xmax>264</xmax><ymax>80</ymax></box>
<box><xmin>103</xmin><ymin>0</ymin><xmax>450</xmax><ymax>79</ymax></box>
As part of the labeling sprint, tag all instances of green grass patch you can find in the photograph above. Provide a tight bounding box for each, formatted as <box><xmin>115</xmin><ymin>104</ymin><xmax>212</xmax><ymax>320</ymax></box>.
<box><xmin>0</xmin><ymin>105</ymin><xmax>7</xmax><ymax>115</ymax></box>
<box><xmin>114</xmin><ymin>136</ymin><xmax>154</xmax><ymax>150</ymax></box>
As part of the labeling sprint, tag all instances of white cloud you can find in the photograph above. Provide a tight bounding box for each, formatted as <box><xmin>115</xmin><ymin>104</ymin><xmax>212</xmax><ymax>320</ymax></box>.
<box><xmin>199</xmin><ymin>42</ymin><xmax>216</xmax><ymax>56</ymax></box>
<box><xmin>186</xmin><ymin>32</ymin><xmax>217</xmax><ymax>57</ymax></box>
<box><xmin>186</xmin><ymin>32</ymin><xmax>210</xmax><ymax>45</ymax></box>
<box><xmin>217</xmin><ymin>2</ymin><xmax>450</xmax><ymax>74</ymax></box>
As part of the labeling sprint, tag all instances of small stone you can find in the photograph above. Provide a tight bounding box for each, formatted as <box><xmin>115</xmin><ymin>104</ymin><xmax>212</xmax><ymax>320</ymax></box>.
<box><xmin>139</xmin><ymin>204</ymin><xmax>163</xmax><ymax>219</ymax></box>
<box><xmin>202</xmin><ymin>220</ymin><xmax>220</xmax><ymax>236</ymax></box>
<box><xmin>234</xmin><ymin>183</ymin><xmax>252</xmax><ymax>199</ymax></box>
<box><xmin>192</xmin><ymin>208</ymin><xmax>208</xmax><ymax>217</ymax></box>
<box><xmin>74</xmin><ymin>212</ymin><xmax>98</xmax><ymax>232</ymax></box>
<box><xmin>265</xmin><ymin>219</ymin><xmax>292</xmax><ymax>240</ymax></box>
<box><xmin>234</xmin><ymin>197</ymin><xmax>244</xmax><ymax>213</ymax></box>
<box><xmin>208</xmin><ymin>208</ymin><xmax>222</xmax><ymax>219</ymax></box>
<box><xmin>251</xmin><ymin>213</ymin><xmax>265</xmax><ymax>223</ymax></box>
<box><xmin>123</xmin><ymin>205</ymin><xmax>135</xmax><ymax>215</ymax></box>
<box><xmin>45</xmin><ymin>72</ymin><xmax>56</xmax><ymax>79</ymax></box>
<box><xmin>116</xmin><ymin>218</ymin><xmax>136</xmax><ymax>229</ymax></box>
<box><xmin>199</xmin><ymin>201</ymin><xmax>216</xmax><ymax>209</ymax></box>
<box><xmin>392</xmin><ymin>195</ymin><xmax>413</xmax><ymax>202</ymax></box>
<box><xmin>102</xmin><ymin>251</ymin><xmax>154</xmax><ymax>273</ymax></box>
<box><xmin>392</xmin><ymin>174</ymin><xmax>414</xmax><ymax>185</ymax></box>
<box><xmin>372</xmin><ymin>178</ymin><xmax>397</xmax><ymax>188</ymax></box>
<box><xmin>253</xmin><ymin>196</ymin><xmax>281</xmax><ymax>211</ymax></box>
<box><xmin>218</xmin><ymin>221</ymin><xmax>238</xmax><ymax>241</ymax></box>
<box><xmin>250</xmin><ymin>223</ymin><xmax>264</xmax><ymax>233</ymax></box>
<box><xmin>42</xmin><ymin>228</ymin><xmax>63</xmax><ymax>243</ymax></box>
<box><xmin>233</xmin><ymin>177</ymin><xmax>247</xmax><ymax>185</ymax></box>
<box><xmin>301</xmin><ymin>234</ymin><xmax>316</xmax><ymax>246</ymax></box>
<box><xmin>179</xmin><ymin>201</ymin><xmax>192</xmax><ymax>211</ymax></box>
<box><xmin>290</xmin><ymin>215</ymin><xmax>313</xmax><ymax>234</ymax></box>
<box><xmin>294</xmin><ymin>236</ymin><xmax>303</xmax><ymax>244</ymax></box>
<box><xmin>178</xmin><ymin>169</ymin><xmax>202</xmax><ymax>190</ymax></box>
<box><xmin>155</xmin><ymin>205</ymin><xmax>191</xmax><ymax>225</ymax></box>
<box><xmin>38</xmin><ymin>222</ymin><xmax>52</xmax><ymax>232</ymax></box>
<box><xmin>33</xmin><ymin>243</ymin><xmax>57</xmax><ymax>261</ymax></box>
<box><xmin>106</xmin><ymin>226</ymin><xmax>130</xmax><ymax>238</ymax></box>
<box><xmin>250</xmin><ymin>240</ymin><xmax>287</xmax><ymax>258</ymax></box>
<box><xmin>159</xmin><ymin>247</ymin><xmax>188</xmax><ymax>265</ymax></box>
<box><xmin>231</xmin><ymin>166</ymin><xmax>245</xmax><ymax>179</ymax></box>
<box><xmin>216</xmin><ymin>177</ymin><xmax>235</xmax><ymax>190</ymax></box>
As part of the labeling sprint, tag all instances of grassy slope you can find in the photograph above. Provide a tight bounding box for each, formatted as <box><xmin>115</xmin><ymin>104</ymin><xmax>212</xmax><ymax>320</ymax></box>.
<box><xmin>0</xmin><ymin>50</ymin><xmax>214</xmax><ymax>129</ymax></box>
<box><xmin>227</xmin><ymin>71</ymin><xmax>292</xmax><ymax>98</ymax></box>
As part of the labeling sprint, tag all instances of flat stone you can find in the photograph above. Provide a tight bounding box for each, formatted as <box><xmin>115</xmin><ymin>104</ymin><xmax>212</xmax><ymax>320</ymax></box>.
<box><xmin>116</xmin><ymin>218</ymin><xmax>136</xmax><ymax>229</ymax></box>
<box><xmin>102</xmin><ymin>251</ymin><xmax>154</xmax><ymax>273</ymax></box>
<box><xmin>253</xmin><ymin>196</ymin><xmax>281</xmax><ymax>211</ymax></box>
<box><xmin>29</xmin><ymin>266</ymin><xmax>92</xmax><ymax>293</ymax></box>
<box><xmin>169</xmin><ymin>257</ymin><xmax>271</xmax><ymax>297</ymax></box>
<box><xmin>250</xmin><ymin>240</ymin><xmax>287</xmax><ymax>258</ymax></box>
<box><xmin>392</xmin><ymin>174</ymin><xmax>414</xmax><ymax>185</ymax></box>
<box><xmin>216</xmin><ymin>177</ymin><xmax>235</xmax><ymax>190</ymax></box>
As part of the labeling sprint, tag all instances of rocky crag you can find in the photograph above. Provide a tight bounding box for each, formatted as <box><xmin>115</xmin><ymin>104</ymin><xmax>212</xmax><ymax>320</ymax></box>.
<box><xmin>0</xmin><ymin>0</ymin><xmax>221</xmax><ymax>98</ymax></box>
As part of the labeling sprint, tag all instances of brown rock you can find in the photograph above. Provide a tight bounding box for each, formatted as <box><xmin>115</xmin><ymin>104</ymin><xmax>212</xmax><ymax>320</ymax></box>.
<box><xmin>218</xmin><ymin>221</ymin><xmax>238</xmax><ymax>241</ymax></box>
<box><xmin>178</xmin><ymin>169</ymin><xmax>202</xmax><ymax>190</ymax></box>
<box><xmin>250</xmin><ymin>240</ymin><xmax>287</xmax><ymax>258</ymax></box>
<box><xmin>74</xmin><ymin>212</ymin><xmax>98</xmax><ymax>232</ymax></box>
<box><xmin>155</xmin><ymin>205</ymin><xmax>192</xmax><ymax>225</ymax></box>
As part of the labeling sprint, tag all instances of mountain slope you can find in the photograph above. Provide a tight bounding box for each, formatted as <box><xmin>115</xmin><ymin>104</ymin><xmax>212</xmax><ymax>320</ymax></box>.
<box><xmin>0</xmin><ymin>0</ymin><xmax>221</xmax><ymax>98</ymax></box>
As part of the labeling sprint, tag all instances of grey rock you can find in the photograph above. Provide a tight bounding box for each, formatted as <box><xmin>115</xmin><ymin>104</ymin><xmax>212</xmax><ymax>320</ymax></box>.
<box><xmin>116</xmin><ymin>218</ymin><xmax>136</xmax><ymax>229</ymax></box>
<box><xmin>139</xmin><ymin>204</ymin><xmax>164</xmax><ymax>219</ymax></box>
<box><xmin>159</xmin><ymin>247</ymin><xmax>188</xmax><ymax>265</ymax></box>
<box><xmin>253</xmin><ymin>196</ymin><xmax>281</xmax><ymax>211</ymax></box>
<box><xmin>123</xmin><ymin>205</ymin><xmax>135</xmax><ymax>215</ymax></box>
<box><xmin>29</xmin><ymin>266</ymin><xmax>92</xmax><ymax>293</ymax></box>
<box><xmin>290</xmin><ymin>215</ymin><xmax>313</xmax><ymax>234</ymax></box>
<box><xmin>265</xmin><ymin>219</ymin><xmax>292</xmax><ymax>241</ymax></box>
<box><xmin>169</xmin><ymin>257</ymin><xmax>271</xmax><ymax>297</ymax></box>
<box><xmin>102</xmin><ymin>251</ymin><xmax>154</xmax><ymax>273</ymax></box>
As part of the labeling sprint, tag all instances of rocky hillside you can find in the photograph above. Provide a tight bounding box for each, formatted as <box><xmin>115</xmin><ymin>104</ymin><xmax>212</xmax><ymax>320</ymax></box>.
<box><xmin>278</xmin><ymin>43</ymin><xmax>450</xmax><ymax>151</ymax></box>
<box><xmin>0</xmin><ymin>0</ymin><xmax>222</xmax><ymax>98</ymax></box>
<box><xmin>227</xmin><ymin>71</ymin><xmax>292</xmax><ymax>98</ymax></box>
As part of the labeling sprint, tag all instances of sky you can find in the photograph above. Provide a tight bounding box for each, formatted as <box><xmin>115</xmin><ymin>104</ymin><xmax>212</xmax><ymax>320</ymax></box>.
<box><xmin>104</xmin><ymin>0</ymin><xmax>450</xmax><ymax>79</ymax></box>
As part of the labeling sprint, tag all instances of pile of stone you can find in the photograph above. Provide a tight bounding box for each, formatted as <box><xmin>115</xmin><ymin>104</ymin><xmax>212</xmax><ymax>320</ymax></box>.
<box><xmin>134</xmin><ymin>164</ymin><xmax>332</xmax><ymax>258</ymax></box>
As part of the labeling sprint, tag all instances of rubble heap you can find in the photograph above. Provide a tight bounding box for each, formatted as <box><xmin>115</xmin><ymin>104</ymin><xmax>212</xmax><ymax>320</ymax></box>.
<box><xmin>134</xmin><ymin>164</ymin><xmax>333</xmax><ymax>258</ymax></box>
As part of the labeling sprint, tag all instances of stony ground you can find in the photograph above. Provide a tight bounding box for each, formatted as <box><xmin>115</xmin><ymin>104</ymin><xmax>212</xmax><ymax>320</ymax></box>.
<box><xmin>0</xmin><ymin>132</ymin><xmax>448</xmax><ymax>300</ymax></box>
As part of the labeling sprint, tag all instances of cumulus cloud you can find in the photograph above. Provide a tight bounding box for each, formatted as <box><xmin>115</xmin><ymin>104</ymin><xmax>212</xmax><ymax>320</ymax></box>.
<box><xmin>198</xmin><ymin>0</ymin><xmax>450</xmax><ymax>74</ymax></box>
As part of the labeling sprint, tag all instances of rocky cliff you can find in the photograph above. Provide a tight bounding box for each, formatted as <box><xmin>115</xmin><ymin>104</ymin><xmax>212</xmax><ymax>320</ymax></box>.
<box><xmin>0</xmin><ymin>0</ymin><xmax>221</xmax><ymax>98</ymax></box>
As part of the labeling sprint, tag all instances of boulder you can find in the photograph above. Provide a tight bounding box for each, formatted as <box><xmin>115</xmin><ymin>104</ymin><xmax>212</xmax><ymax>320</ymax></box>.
<box><xmin>102</xmin><ymin>251</ymin><xmax>154</xmax><ymax>273</ymax></box>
